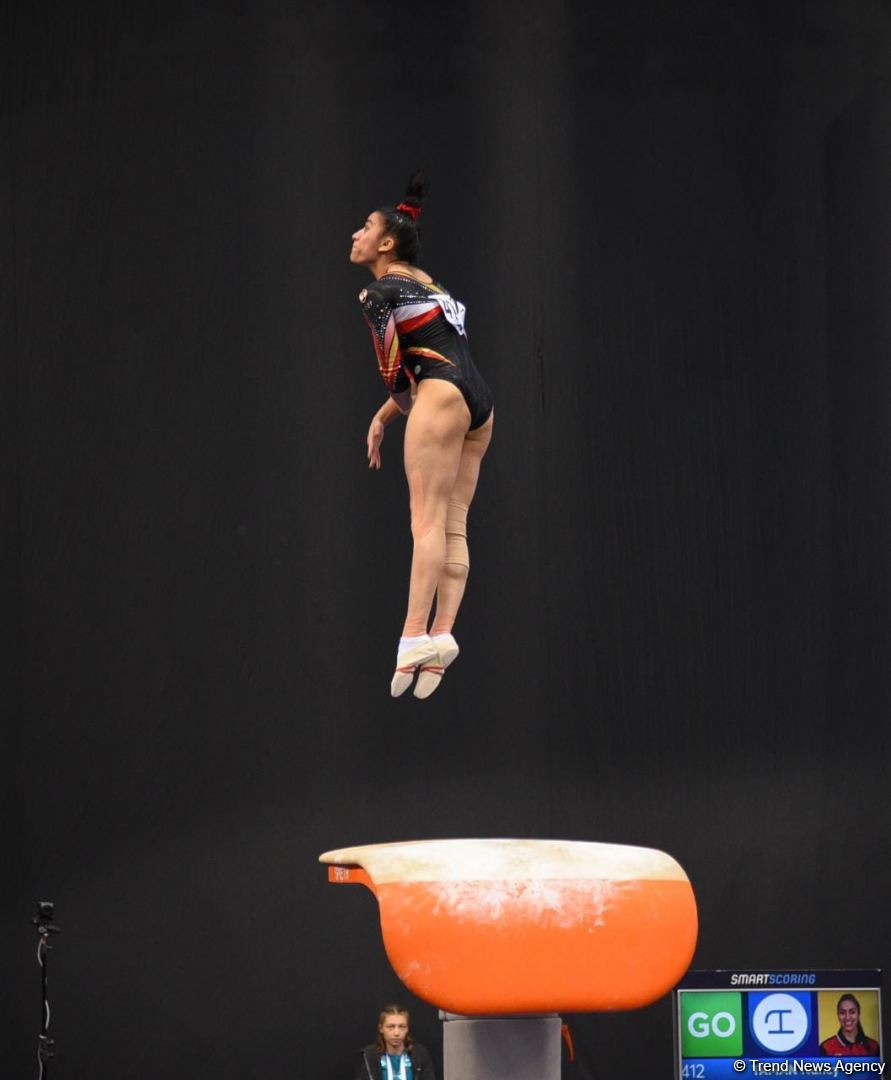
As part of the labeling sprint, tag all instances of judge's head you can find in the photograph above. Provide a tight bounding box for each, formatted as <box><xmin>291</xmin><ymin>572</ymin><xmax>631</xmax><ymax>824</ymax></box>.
<box><xmin>376</xmin><ymin>1005</ymin><xmax>412</xmax><ymax>1056</ymax></box>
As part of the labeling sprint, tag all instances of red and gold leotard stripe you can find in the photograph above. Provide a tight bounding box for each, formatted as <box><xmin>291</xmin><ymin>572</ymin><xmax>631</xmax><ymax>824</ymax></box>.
<box><xmin>358</xmin><ymin>272</ymin><xmax>493</xmax><ymax>429</ymax></box>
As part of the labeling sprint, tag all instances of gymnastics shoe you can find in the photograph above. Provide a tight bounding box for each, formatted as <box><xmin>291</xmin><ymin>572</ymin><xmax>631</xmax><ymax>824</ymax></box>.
<box><xmin>390</xmin><ymin>636</ymin><xmax>440</xmax><ymax>697</ymax></box>
<box><xmin>413</xmin><ymin>634</ymin><xmax>460</xmax><ymax>699</ymax></box>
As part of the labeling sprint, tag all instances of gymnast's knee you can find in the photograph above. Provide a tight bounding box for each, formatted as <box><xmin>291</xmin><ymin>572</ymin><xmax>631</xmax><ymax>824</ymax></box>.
<box><xmin>445</xmin><ymin>498</ymin><xmax>470</xmax><ymax>571</ymax></box>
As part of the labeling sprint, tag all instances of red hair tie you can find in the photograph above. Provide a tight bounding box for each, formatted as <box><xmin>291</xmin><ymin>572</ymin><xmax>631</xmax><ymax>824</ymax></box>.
<box><xmin>396</xmin><ymin>201</ymin><xmax>421</xmax><ymax>221</ymax></box>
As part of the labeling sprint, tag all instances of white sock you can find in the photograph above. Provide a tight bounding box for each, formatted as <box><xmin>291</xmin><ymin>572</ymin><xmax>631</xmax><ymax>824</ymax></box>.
<box><xmin>432</xmin><ymin>633</ymin><xmax>454</xmax><ymax>645</ymax></box>
<box><xmin>397</xmin><ymin>634</ymin><xmax>430</xmax><ymax>660</ymax></box>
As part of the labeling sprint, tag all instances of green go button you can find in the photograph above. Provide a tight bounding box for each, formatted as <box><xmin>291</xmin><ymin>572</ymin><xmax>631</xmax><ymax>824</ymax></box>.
<box><xmin>680</xmin><ymin>992</ymin><xmax>743</xmax><ymax>1057</ymax></box>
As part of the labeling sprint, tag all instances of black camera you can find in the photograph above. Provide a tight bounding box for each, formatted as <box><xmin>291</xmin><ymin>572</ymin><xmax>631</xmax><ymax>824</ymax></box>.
<box><xmin>32</xmin><ymin>900</ymin><xmax>59</xmax><ymax>937</ymax></box>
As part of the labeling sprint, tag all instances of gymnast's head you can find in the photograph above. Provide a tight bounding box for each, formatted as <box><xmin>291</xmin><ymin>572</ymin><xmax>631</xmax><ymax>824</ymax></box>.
<box><xmin>350</xmin><ymin>170</ymin><xmax>428</xmax><ymax>270</ymax></box>
<box><xmin>836</xmin><ymin>994</ymin><xmax>863</xmax><ymax>1038</ymax></box>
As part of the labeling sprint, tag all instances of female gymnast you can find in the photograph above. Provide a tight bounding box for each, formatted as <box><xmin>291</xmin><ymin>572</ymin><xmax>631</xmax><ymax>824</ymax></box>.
<box><xmin>819</xmin><ymin>994</ymin><xmax>880</xmax><ymax>1057</ymax></box>
<box><xmin>350</xmin><ymin>173</ymin><xmax>493</xmax><ymax>699</ymax></box>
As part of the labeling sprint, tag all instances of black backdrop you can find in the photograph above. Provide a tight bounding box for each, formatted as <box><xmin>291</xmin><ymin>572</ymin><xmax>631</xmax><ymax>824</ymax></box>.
<box><xmin>4</xmin><ymin>2</ymin><xmax>890</xmax><ymax>1077</ymax></box>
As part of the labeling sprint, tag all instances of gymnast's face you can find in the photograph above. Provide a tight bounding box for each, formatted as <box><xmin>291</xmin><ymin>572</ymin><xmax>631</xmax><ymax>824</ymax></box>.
<box><xmin>838</xmin><ymin>999</ymin><xmax>860</xmax><ymax>1037</ymax></box>
<box><xmin>351</xmin><ymin>212</ymin><xmax>394</xmax><ymax>266</ymax></box>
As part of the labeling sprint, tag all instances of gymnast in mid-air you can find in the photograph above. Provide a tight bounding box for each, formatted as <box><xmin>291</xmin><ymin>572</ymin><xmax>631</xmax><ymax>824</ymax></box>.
<box><xmin>350</xmin><ymin>172</ymin><xmax>493</xmax><ymax>699</ymax></box>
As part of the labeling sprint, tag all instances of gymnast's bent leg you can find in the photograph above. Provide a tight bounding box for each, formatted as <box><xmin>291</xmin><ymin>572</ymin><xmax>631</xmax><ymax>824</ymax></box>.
<box><xmin>414</xmin><ymin>412</ymin><xmax>493</xmax><ymax>699</ymax></box>
<box><xmin>391</xmin><ymin>380</ymin><xmax>469</xmax><ymax>696</ymax></box>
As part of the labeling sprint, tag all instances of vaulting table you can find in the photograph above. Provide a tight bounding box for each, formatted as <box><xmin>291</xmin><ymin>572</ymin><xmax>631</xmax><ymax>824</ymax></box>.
<box><xmin>320</xmin><ymin>837</ymin><xmax>698</xmax><ymax>1080</ymax></box>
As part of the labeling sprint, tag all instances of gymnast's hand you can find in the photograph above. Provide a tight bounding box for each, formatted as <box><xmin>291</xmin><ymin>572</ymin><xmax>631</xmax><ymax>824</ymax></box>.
<box><xmin>367</xmin><ymin>417</ymin><xmax>385</xmax><ymax>469</ymax></box>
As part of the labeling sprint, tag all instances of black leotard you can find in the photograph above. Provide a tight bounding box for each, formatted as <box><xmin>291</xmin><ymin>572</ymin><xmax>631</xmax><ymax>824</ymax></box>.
<box><xmin>359</xmin><ymin>272</ymin><xmax>493</xmax><ymax>429</ymax></box>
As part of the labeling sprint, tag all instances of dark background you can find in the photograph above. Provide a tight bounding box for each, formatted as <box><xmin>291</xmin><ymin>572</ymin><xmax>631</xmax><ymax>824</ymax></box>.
<box><xmin>4</xmin><ymin>1</ymin><xmax>889</xmax><ymax>1077</ymax></box>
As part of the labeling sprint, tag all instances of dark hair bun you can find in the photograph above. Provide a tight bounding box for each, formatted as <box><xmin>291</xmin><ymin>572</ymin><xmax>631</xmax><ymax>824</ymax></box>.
<box><xmin>380</xmin><ymin>171</ymin><xmax>428</xmax><ymax>261</ymax></box>
<box><xmin>405</xmin><ymin>169</ymin><xmax>428</xmax><ymax>200</ymax></box>
<box><xmin>398</xmin><ymin>169</ymin><xmax>428</xmax><ymax>215</ymax></box>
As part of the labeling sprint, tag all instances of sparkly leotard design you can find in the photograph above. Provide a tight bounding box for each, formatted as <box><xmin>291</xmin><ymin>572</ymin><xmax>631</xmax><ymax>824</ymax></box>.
<box><xmin>359</xmin><ymin>272</ymin><xmax>493</xmax><ymax>429</ymax></box>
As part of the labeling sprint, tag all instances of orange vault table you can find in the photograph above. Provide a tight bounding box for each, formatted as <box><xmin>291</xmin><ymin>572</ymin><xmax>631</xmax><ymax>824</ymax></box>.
<box><xmin>319</xmin><ymin>837</ymin><xmax>698</xmax><ymax>1015</ymax></box>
